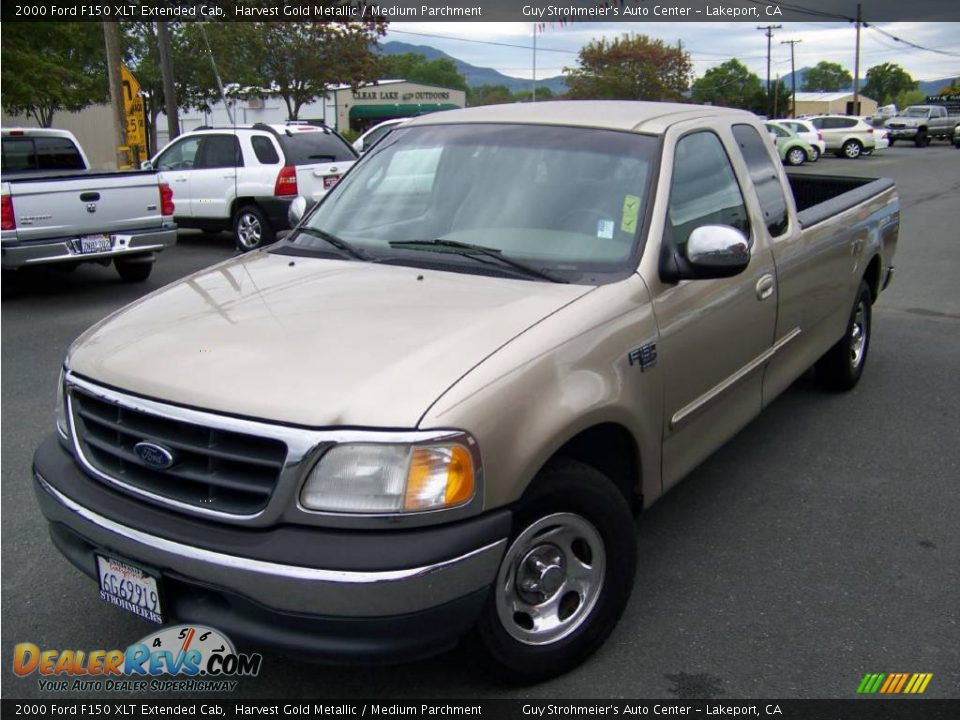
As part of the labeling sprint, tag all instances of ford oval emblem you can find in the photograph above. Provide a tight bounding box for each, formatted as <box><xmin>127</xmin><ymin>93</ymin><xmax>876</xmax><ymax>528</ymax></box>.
<box><xmin>133</xmin><ymin>441</ymin><xmax>175</xmax><ymax>470</ymax></box>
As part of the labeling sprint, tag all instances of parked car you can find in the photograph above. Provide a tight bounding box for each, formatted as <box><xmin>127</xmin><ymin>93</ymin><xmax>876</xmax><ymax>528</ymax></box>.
<box><xmin>144</xmin><ymin>122</ymin><xmax>357</xmax><ymax>252</ymax></box>
<box><xmin>808</xmin><ymin>115</ymin><xmax>877</xmax><ymax>158</ymax></box>
<box><xmin>884</xmin><ymin>104</ymin><xmax>960</xmax><ymax>147</ymax></box>
<box><xmin>2</xmin><ymin>127</ymin><xmax>177</xmax><ymax>286</ymax></box>
<box><xmin>352</xmin><ymin>118</ymin><xmax>408</xmax><ymax>154</ymax></box>
<box><xmin>764</xmin><ymin>121</ymin><xmax>815</xmax><ymax>165</ymax></box>
<box><xmin>34</xmin><ymin>101</ymin><xmax>898</xmax><ymax>682</ymax></box>
<box><xmin>773</xmin><ymin>118</ymin><xmax>826</xmax><ymax>161</ymax></box>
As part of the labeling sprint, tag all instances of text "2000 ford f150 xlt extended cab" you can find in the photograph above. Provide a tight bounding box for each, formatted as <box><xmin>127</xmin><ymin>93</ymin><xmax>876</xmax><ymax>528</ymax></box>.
<box><xmin>33</xmin><ymin>102</ymin><xmax>898</xmax><ymax>682</ymax></box>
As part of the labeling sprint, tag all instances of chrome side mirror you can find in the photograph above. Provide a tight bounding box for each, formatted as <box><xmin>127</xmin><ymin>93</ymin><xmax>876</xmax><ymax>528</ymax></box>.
<box><xmin>140</xmin><ymin>160</ymin><xmax>153</xmax><ymax>170</ymax></box>
<box><xmin>685</xmin><ymin>225</ymin><xmax>750</xmax><ymax>277</ymax></box>
<box><xmin>287</xmin><ymin>196</ymin><xmax>308</xmax><ymax>227</ymax></box>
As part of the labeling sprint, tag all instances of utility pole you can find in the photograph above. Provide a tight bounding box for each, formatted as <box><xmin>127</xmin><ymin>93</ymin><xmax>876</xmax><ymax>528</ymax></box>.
<box><xmin>532</xmin><ymin>23</ymin><xmax>537</xmax><ymax>103</ymax></box>
<box><xmin>781</xmin><ymin>39</ymin><xmax>801</xmax><ymax>117</ymax></box>
<box><xmin>774</xmin><ymin>74</ymin><xmax>780</xmax><ymax>117</ymax></box>
<box><xmin>757</xmin><ymin>24</ymin><xmax>782</xmax><ymax>116</ymax></box>
<box><xmin>156</xmin><ymin>22</ymin><xmax>180</xmax><ymax>142</ymax></box>
<box><xmin>852</xmin><ymin>3</ymin><xmax>862</xmax><ymax>115</ymax></box>
<box><xmin>102</xmin><ymin>21</ymin><xmax>127</xmax><ymax>168</ymax></box>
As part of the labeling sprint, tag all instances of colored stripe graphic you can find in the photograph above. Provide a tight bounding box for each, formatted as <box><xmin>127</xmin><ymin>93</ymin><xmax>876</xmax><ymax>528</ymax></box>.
<box><xmin>857</xmin><ymin>673</ymin><xmax>932</xmax><ymax>694</ymax></box>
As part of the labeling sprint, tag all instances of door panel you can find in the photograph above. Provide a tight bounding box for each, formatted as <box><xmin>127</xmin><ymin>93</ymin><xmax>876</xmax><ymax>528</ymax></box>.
<box><xmin>653</xmin><ymin>130</ymin><xmax>778</xmax><ymax>490</ymax></box>
<box><xmin>154</xmin><ymin>136</ymin><xmax>201</xmax><ymax>219</ymax></box>
<box><xmin>189</xmin><ymin>135</ymin><xmax>241</xmax><ymax>220</ymax></box>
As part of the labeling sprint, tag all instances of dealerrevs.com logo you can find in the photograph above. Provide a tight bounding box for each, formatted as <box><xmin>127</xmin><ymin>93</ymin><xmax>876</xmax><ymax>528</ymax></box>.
<box><xmin>13</xmin><ymin>625</ymin><xmax>261</xmax><ymax>693</ymax></box>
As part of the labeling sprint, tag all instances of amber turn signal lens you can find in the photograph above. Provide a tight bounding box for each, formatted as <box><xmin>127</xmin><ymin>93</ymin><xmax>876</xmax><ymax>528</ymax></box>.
<box><xmin>404</xmin><ymin>445</ymin><xmax>475</xmax><ymax>511</ymax></box>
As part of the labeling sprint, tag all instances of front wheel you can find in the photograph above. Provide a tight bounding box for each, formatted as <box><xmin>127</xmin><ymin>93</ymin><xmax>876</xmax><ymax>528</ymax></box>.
<box><xmin>475</xmin><ymin>459</ymin><xmax>637</xmax><ymax>683</ymax></box>
<box><xmin>914</xmin><ymin>130</ymin><xmax>929</xmax><ymax>148</ymax></box>
<box><xmin>809</xmin><ymin>146</ymin><xmax>821</xmax><ymax>162</ymax></box>
<box><xmin>815</xmin><ymin>280</ymin><xmax>872</xmax><ymax>392</ymax></box>
<box><xmin>842</xmin><ymin>139</ymin><xmax>863</xmax><ymax>159</ymax></box>
<box><xmin>233</xmin><ymin>205</ymin><xmax>275</xmax><ymax>252</ymax></box>
<box><xmin>787</xmin><ymin>147</ymin><xmax>806</xmax><ymax>166</ymax></box>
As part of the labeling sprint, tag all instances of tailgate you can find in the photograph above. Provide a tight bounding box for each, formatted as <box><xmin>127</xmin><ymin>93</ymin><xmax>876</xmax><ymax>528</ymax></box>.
<box><xmin>5</xmin><ymin>172</ymin><xmax>164</xmax><ymax>243</ymax></box>
<box><xmin>294</xmin><ymin>160</ymin><xmax>355</xmax><ymax>204</ymax></box>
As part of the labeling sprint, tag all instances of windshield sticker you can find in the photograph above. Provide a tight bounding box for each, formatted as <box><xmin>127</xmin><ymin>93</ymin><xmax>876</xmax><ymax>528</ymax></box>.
<box><xmin>597</xmin><ymin>219</ymin><xmax>615</xmax><ymax>239</ymax></box>
<box><xmin>621</xmin><ymin>195</ymin><xmax>641</xmax><ymax>234</ymax></box>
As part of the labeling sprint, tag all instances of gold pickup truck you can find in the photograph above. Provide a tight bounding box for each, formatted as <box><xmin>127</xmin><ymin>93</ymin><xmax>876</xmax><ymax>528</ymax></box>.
<box><xmin>33</xmin><ymin>102</ymin><xmax>898</xmax><ymax>682</ymax></box>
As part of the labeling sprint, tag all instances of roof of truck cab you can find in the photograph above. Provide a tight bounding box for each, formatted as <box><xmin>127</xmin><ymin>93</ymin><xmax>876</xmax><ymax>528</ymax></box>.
<box><xmin>402</xmin><ymin>100</ymin><xmax>754</xmax><ymax>134</ymax></box>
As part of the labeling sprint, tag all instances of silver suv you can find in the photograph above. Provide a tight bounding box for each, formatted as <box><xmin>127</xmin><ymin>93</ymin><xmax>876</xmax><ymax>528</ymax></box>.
<box><xmin>808</xmin><ymin>115</ymin><xmax>877</xmax><ymax>159</ymax></box>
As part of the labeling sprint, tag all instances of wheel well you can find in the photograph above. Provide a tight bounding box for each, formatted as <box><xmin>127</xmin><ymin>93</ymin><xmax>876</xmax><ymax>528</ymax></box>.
<box><xmin>864</xmin><ymin>254</ymin><xmax>882</xmax><ymax>303</ymax></box>
<box><xmin>552</xmin><ymin>424</ymin><xmax>641</xmax><ymax>508</ymax></box>
<box><xmin>230</xmin><ymin>197</ymin><xmax>258</xmax><ymax>218</ymax></box>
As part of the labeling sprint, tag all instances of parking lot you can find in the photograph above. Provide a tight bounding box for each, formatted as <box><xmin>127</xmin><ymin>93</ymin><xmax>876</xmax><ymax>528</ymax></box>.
<box><xmin>2</xmin><ymin>144</ymin><xmax>958</xmax><ymax>699</ymax></box>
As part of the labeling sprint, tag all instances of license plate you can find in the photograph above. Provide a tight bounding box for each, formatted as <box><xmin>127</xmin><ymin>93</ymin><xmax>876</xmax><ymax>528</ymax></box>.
<box><xmin>323</xmin><ymin>176</ymin><xmax>340</xmax><ymax>190</ymax></box>
<box><xmin>96</xmin><ymin>555</ymin><xmax>163</xmax><ymax>624</ymax></box>
<box><xmin>80</xmin><ymin>234</ymin><xmax>113</xmax><ymax>254</ymax></box>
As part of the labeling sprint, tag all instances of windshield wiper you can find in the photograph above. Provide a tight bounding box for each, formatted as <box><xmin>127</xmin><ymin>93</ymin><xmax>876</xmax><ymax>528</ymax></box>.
<box><xmin>294</xmin><ymin>227</ymin><xmax>371</xmax><ymax>262</ymax></box>
<box><xmin>389</xmin><ymin>239</ymin><xmax>567</xmax><ymax>284</ymax></box>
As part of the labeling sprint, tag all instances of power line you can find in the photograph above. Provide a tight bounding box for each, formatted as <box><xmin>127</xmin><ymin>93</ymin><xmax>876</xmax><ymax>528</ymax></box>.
<box><xmin>387</xmin><ymin>28</ymin><xmax>578</xmax><ymax>55</ymax></box>
<box><xmin>865</xmin><ymin>24</ymin><xmax>960</xmax><ymax>58</ymax></box>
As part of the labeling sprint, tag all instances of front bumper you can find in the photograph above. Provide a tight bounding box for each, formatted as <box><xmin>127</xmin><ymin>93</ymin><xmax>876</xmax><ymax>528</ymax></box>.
<box><xmin>886</xmin><ymin>127</ymin><xmax>918</xmax><ymax>139</ymax></box>
<box><xmin>1</xmin><ymin>226</ymin><xmax>177</xmax><ymax>269</ymax></box>
<box><xmin>33</xmin><ymin>436</ymin><xmax>509</xmax><ymax>661</ymax></box>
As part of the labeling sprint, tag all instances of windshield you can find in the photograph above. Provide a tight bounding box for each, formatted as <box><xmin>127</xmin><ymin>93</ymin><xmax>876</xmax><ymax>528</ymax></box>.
<box><xmin>903</xmin><ymin>107</ymin><xmax>933</xmax><ymax>117</ymax></box>
<box><xmin>280</xmin><ymin>124</ymin><xmax>657</xmax><ymax>282</ymax></box>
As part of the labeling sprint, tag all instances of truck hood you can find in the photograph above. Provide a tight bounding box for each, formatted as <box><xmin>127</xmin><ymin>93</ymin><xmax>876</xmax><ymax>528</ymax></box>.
<box><xmin>67</xmin><ymin>252</ymin><xmax>592</xmax><ymax>427</ymax></box>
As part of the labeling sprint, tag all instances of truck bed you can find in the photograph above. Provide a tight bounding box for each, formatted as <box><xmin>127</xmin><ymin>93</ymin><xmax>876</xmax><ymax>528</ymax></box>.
<box><xmin>787</xmin><ymin>173</ymin><xmax>895</xmax><ymax>228</ymax></box>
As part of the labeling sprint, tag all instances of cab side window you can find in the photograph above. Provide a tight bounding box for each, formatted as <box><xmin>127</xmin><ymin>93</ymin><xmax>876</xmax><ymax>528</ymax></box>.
<box><xmin>156</xmin><ymin>137</ymin><xmax>202</xmax><ymax>171</ymax></box>
<box><xmin>733</xmin><ymin>124</ymin><xmax>789</xmax><ymax>237</ymax></box>
<box><xmin>667</xmin><ymin>131</ymin><xmax>750</xmax><ymax>251</ymax></box>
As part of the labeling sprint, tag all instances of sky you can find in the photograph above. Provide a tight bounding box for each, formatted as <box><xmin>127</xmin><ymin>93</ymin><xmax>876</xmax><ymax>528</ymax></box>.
<box><xmin>382</xmin><ymin>22</ymin><xmax>960</xmax><ymax>85</ymax></box>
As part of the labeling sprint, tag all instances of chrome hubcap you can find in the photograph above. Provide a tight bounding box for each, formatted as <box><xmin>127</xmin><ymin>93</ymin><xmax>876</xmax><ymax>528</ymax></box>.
<box><xmin>789</xmin><ymin>149</ymin><xmax>805</xmax><ymax>164</ymax></box>
<box><xmin>850</xmin><ymin>302</ymin><xmax>867</xmax><ymax>369</ymax></box>
<box><xmin>845</xmin><ymin>143</ymin><xmax>861</xmax><ymax>158</ymax></box>
<box><xmin>236</xmin><ymin>213</ymin><xmax>262</xmax><ymax>248</ymax></box>
<box><xmin>496</xmin><ymin>512</ymin><xmax>605</xmax><ymax>645</ymax></box>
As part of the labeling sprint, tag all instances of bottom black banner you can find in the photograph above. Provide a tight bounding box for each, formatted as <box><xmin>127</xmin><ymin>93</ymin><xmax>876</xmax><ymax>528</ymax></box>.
<box><xmin>2</xmin><ymin>700</ymin><xmax>959</xmax><ymax>720</ymax></box>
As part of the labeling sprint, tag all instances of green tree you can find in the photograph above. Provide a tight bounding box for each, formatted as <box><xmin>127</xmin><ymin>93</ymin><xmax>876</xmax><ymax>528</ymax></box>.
<box><xmin>1</xmin><ymin>23</ymin><xmax>108</xmax><ymax>126</ymax></box>
<box><xmin>512</xmin><ymin>87</ymin><xmax>557</xmax><ymax>102</ymax></box>
<box><xmin>203</xmin><ymin>18</ymin><xmax>386</xmax><ymax>120</ymax></box>
<box><xmin>861</xmin><ymin>63</ymin><xmax>917</xmax><ymax>105</ymax></box>
<box><xmin>937</xmin><ymin>81</ymin><xmax>960</xmax><ymax>95</ymax></box>
<box><xmin>802</xmin><ymin>61</ymin><xmax>852</xmax><ymax>92</ymax></box>
<box><xmin>895</xmin><ymin>89</ymin><xmax>926</xmax><ymax>108</ymax></box>
<box><xmin>467</xmin><ymin>85</ymin><xmax>514</xmax><ymax>107</ymax></box>
<box><xmin>692</xmin><ymin>59</ymin><xmax>764</xmax><ymax>111</ymax></box>
<box><xmin>564</xmin><ymin>34</ymin><xmax>692</xmax><ymax>101</ymax></box>
<box><xmin>380</xmin><ymin>53</ymin><xmax>468</xmax><ymax>92</ymax></box>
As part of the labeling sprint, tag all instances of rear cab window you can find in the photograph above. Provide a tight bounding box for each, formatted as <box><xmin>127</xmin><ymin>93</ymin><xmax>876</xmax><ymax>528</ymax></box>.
<box><xmin>279</xmin><ymin>130</ymin><xmax>357</xmax><ymax>165</ymax></box>
<box><xmin>2</xmin><ymin>135</ymin><xmax>85</xmax><ymax>172</ymax></box>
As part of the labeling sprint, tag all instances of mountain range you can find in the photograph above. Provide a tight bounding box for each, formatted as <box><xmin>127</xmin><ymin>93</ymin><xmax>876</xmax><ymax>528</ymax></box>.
<box><xmin>381</xmin><ymin>42</ymin><xmax>955</xmax><ymax>100</ymax></box>
<box><xmin>381</xmin><ymin>41</ymin><xmax>568</xmax><ymax>94</ymax></box>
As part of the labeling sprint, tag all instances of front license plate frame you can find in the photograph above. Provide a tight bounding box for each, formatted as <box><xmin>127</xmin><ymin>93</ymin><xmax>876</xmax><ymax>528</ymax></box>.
<box><xmin>95</xmin><ymin>554</ymin><xmax>164</xmax><ymax>624</ymax></box>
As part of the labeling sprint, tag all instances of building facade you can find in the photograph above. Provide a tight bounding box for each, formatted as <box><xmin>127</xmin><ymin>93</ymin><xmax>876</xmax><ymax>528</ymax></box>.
<box><xmin>793</xmin><ymin>92</ymin><xmax>879</xmax><ymax>117</ymax></box>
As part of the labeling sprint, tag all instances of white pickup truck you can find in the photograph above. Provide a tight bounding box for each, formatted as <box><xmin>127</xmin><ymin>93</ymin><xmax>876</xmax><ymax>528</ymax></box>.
<box><xmin>2</xmin><ymin>128</ymin><xmax>177</xmax><ymax>286</ymax></box>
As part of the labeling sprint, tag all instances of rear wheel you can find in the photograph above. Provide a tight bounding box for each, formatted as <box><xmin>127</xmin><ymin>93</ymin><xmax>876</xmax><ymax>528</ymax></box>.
<box><xmin>114</xmin><ymin>257</ymin><xmax>153</xmax><ymax>282</ymax></box>
<box><xmin>475</xmin><ymin>459</ymin><xmax>637</xmax><ymax>683</ymax></box>
<box><xmin>233</xmin><ymin>205</ymin><xmax>275</xmax><ymax>252</ymax></box>
<box><xmin>914</xmin><ymin>130</ymin><xmax>928</xmax><ymax>148</ymax></box>
<box><xmin>816</xmin><ymin>280</ymin><xmax>872</xmax><ymax>392</ymax></box>
<box><xmin>842</xmin><ymin>139</ymin><xmax>863</xmax><ymax>159</ymax></box>
<box><xmin>787</xmin><ymin>147</ymin><xmax>806</xmax><ymax>166</ymax></box>
<box><xmin>887</xmin><ymin>138</ymin><xmax>896</xmax><ymax>147</ymax></box>
<box><xmin>809</xmin><ymin>146</ymin><xmax>821</xmax><ymax>162</ymax></box>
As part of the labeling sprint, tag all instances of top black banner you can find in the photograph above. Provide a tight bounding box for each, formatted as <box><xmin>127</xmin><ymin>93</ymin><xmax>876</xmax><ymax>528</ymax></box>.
<box><xmin>2</xmin><ymin>0</ymin><xmax>959</xmax><ymax>23</ymax></box>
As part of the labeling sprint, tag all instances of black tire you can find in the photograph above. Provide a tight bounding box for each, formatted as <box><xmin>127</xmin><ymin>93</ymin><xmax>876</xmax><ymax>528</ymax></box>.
<box><xmin>114</xmin><ymin>257</ymin><xmax>153</xmax><ymax>283</ymax></box>
<box><xmin>887</xmin><ymin>138</ymin><xmax>896</xmax><ymax>147</ymax></box>
<box><xmin>2</xmin><ymin>269</ymin><xmax>21</xmax><ymax>299</ymax></box>
<box><xmin>816</xmin><ymin>280</ymin><xmax>872</xmax><ymax>392</ymax></box>
<box><xmin>841</xmin><ymin>139</ymin><xmax>863</xmax><ymax>159</ymax></box>
<box><xmin>810</xmin><ymin>146</ymin><xmax>821</xmax><ymax>162</ymax></box>
<box><xmin>786</xmin><ymin>147</ymin><xmax>806</xmax><ymax>166</ymax></box>
<box><xmin>233</xmin><ymin>205</ymin><xmax>275</xmax><ymax>253</ymax></box>
<box><xmin>474</xmin><ymin>459</ymin><xmax>637</xmax><ymax>683</ymax></box>
<box><xmin>914</xmin><ymin>130</ymin><xmax>928</xmax><ymax>148</ymax></box>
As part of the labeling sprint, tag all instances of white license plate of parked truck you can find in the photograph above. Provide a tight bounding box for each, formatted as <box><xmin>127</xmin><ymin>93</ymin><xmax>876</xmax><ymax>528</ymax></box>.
<box><xmin>79</xmin><ymin>234</ymin><xmax>113</xmax><ymax>254</ymax></box>
<box><xmin>96</xmin><ymin>555</ymin><xmax>163</xmax><ymax>623</ymax></box>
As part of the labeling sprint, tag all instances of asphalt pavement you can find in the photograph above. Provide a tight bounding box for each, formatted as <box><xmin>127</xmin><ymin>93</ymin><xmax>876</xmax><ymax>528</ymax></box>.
<box><xmin>2</xmin><ymin>144</ymin><xmax>958</xmax><ymax>700</ymax></box>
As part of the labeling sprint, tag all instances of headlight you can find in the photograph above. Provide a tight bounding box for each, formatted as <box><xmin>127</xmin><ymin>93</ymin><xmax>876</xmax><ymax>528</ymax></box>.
<box><xmin>300</xmin><ymin>440</ymin><xmax>477</xmax><ymax>514</ymax></box>
<box><xmin>55</xmin><ymin>368</ymin><xmax>69</xmax><ymax>439</ymax></box>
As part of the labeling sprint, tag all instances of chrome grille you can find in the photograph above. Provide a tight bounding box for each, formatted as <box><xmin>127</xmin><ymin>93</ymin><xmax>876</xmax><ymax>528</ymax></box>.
<box><xmin>70</xmin><ymin>386</ymin><xmax>287</xmax><ymax>515</ymax></box>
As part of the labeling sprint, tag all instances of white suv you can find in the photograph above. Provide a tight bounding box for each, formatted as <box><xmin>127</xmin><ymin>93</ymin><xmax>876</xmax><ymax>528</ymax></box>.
<box><xmin>146</xmin><ymin>123</ymin><xmax>357</xmax><ymax>251</ymax></box>
<box><xmin>808</xmin><ymin>115</ymin><xmax>877</xmax><ymax>159</ymax></box>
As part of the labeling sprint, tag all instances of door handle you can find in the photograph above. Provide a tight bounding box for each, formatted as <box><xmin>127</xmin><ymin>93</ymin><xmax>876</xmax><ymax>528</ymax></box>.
<box><xmin>174</xmin><ymin>178</ymin><xmax>188</xmax><ymax>183</ymax></box>
<box><xmin>756</xmin><ymin>274</ymin><xmax>775</xmax><ymax>301</ymax></box>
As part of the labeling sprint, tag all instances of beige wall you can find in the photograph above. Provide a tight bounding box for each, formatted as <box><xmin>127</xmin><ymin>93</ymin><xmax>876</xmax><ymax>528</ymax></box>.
<box><xmin>334</xmin><ymin>82</ymin><xmax>466</xmax><ymax>131</ymax></box>
<box><xmin>2</xmin><ymin>104</ymin><xmax>122</xmax><ymax>170</ymax></box>
<box><xmin>794</xmin><ymin>95</ymin><xmax>878</xmax><ymax>117</ymax></box>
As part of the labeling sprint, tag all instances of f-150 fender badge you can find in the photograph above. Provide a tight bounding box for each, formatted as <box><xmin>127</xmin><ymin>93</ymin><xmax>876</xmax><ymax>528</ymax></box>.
<box><xmin>628</xmin><ymin>342</ymin><xmax>657</xmax><ymax>371</ymax></box>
